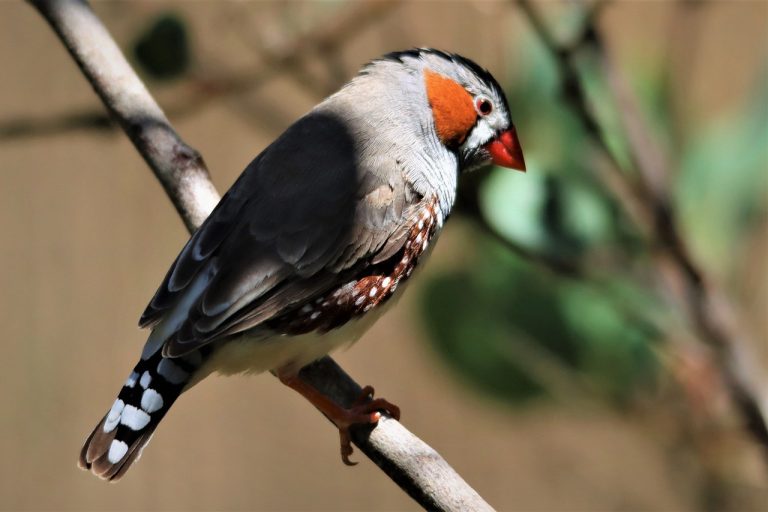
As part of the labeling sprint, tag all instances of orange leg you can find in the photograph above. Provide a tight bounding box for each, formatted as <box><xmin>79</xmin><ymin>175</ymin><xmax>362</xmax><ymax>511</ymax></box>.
<box><xmin>277</xmin><ymin>373</ymin><xmax>400</xmax><ymax>465</ymax></box>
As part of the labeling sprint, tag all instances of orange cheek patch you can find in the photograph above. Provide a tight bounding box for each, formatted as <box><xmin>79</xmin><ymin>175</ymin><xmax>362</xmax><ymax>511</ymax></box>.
<box><xmin>424</xmin><ymin>69</ymin><xmax>477</xmax><ymax>148</ymax></box>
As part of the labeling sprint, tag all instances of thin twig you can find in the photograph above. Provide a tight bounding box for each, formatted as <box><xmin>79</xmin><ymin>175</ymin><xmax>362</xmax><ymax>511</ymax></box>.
<box><xmin>515</xmin><ymin>0</ymin><xmax>768</xmax><ymax>455</ymax></box>
<box><xmin>29</xmin><ymin>0</ymin><xmax>494</xmax><ymax>509</ymax></box>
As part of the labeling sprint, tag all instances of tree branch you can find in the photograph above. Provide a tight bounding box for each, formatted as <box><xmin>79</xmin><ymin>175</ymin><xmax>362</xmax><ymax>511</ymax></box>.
<box><xmin>515</xmin><ymin>0</ymin><xmax>768</xmax><ymax>456</ymax></box>
<box><xmin>29</xmin><ymin>0</ymin><xmax>494</xmax><ymax>510</ymax></box>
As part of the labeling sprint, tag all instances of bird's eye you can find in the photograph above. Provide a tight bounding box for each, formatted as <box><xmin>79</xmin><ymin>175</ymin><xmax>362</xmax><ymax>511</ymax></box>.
<box><xmin>476</xmin><ymin>97</ymin><xmax>493</xmax><ymax>116</ymax></box>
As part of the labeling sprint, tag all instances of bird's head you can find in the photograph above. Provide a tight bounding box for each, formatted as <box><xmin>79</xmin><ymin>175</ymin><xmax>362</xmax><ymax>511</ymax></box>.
<box><xmin>365</xmin><ymin>49</ymin><xmax>526</xmax><ymax>174</ymax></box>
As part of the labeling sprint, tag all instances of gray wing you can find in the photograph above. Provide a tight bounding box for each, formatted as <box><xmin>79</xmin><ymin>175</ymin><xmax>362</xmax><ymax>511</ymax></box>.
<box><xmin>139</xmin><ymin>111</ymin><xmax>422</xmax><ymax>357</ymax></box>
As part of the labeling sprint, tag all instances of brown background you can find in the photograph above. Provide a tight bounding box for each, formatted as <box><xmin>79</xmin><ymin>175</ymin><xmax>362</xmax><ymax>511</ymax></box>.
<box><xmin>1</xmin><ymin>1</ymin><xmax>766</xmax><ymax>510</ymax></box>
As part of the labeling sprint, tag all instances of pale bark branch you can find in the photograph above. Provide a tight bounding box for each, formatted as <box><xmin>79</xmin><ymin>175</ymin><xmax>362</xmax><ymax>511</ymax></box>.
<box><xmin>29</xmin><ymin>0</ymin><xmax>495</xmax><ymax>510</ymax></box>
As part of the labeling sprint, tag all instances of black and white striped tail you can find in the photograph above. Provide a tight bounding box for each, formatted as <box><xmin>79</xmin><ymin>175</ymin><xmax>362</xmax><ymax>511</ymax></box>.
<box><xmin>78</xmin><ymin>349</ymin><xmax>202</xmax><ymax>481</ymax></box>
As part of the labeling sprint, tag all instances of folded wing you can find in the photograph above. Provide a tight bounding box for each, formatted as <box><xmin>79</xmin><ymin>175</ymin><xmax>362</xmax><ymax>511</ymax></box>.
<box><xmin>138</xmin><ymin>111</ymin><xmax>421</xmax><ymax>358</ymax></box>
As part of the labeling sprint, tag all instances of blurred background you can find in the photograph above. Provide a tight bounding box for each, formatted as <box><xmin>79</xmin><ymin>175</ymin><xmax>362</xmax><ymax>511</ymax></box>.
<box><xmin>1</xmin><ymin>0</ymin><xmax>767</xmax><ymax>510</ymax></box>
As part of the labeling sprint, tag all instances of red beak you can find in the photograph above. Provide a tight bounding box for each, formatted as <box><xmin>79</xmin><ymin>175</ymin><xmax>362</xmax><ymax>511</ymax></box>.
<box><xmin>484</xmin><ymin>127</ymin><xmax>526</xmax><ymax>172</ymax></box>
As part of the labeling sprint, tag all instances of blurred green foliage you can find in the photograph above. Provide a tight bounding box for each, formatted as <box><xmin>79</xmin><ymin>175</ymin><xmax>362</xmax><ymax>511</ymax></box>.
<box><xmin>421</xmin><ymin>241</ymin><xmax>659</xmax><ymax>405</ymax></box>
<box><xmin>133</xmin><ymin>13</ymin><xmax>190</xmax><ymax>80</ymax></box>
<box><xmin>420</xmin><ymin>20</ymin><xmax>767</xmax><ymax>408</ymax></box>
<box><xmin>676</xmin><ymin>67</ymin><xmax>768</xmax><ymax>274</ymax></box>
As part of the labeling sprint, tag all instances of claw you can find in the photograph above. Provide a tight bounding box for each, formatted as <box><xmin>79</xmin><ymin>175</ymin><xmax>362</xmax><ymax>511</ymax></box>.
<box><xmin>336</xmin><ymin>386</ymin><xmax>400</xmax><ymax>466</ymax></box>
<box><xmin>278</xmin><ymin>372</ymin><xmax>400</xmax><ymax>466</ymax></box>
<box><xmin>340</xmin><ymin>429</ymin><xmax>357</xmax><ymax>466</ymax></box>
<box><xmin>355</xmin><ymin>385</ymin><xmax>375</xmax><ymax>406</ymax></box>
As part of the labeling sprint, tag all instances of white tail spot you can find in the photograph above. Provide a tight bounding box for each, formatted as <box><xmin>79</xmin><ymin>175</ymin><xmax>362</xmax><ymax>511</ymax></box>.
<box><xmin>108</xmin><ymin>440</ymin><xmax>129</xmax><ymax>464</ymax></box>
<box><xmin>141</xmin><ymin>388</ymin><xmax>164</xmax><ymax>413</ymax></box>
<box><xmin>139</xmin><ymin>371</ymin><xmax>152</xmax><ymax>389</ymax></box>
<box><xmin>103</xmin><ymin>399</ymin><xmax>125</xmax><ymax>433</ymax></box>
<box><xmin>120</xmin><ymin>404</ymin><xmax>151</xmax><ymax>431</ymax></box>
<box><xmin>125</xmin><ymin>372</ymin><xmax>139</xmax><ymax>388</ymax></box>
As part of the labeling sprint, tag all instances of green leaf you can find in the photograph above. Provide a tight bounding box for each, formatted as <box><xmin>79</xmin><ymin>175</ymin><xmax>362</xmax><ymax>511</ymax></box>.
<box><xmin>420</xmin><ymin>270</ymin><xmax>546</xmax><ymax>403</ymax></box>
<box><xmin>480</xmin><ymin>167</ymin><xmax>547</xmax><ymax>251</ymax></box>
<box><xmin>419</xmin><ymin>240</ymin><xmax>659</xmax><ymax>406</ymax></box>
<box><xmin>133</xmin><ymin>14</ymin><xmax>190</xmax><ymax>80</ymax></box>
<box><xmin>478</xmin><ymin>167</ymin><xmax>614</xmax><ymax>261</ymax></box>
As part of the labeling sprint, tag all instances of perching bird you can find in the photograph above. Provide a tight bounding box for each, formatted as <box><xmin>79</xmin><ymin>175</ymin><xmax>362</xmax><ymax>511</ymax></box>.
<box><xmin>79</xmin><ymin>48</ymin><xmax>525</xmax><ymax>480</ymax></box>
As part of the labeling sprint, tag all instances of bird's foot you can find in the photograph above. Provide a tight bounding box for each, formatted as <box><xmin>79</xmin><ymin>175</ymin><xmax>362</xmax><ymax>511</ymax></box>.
<box><xmin>336</xmin><ymin>385</ymin><xmax>400</xmax><ymax>466</ymax></box>
<box><xmin>276</xmin><ymin>371</ymin><xmax>400</xmax><ymax>466</ymax></box>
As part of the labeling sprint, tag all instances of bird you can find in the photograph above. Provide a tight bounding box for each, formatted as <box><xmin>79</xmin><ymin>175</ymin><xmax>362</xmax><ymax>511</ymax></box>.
<box><xmin>78</xmin><ymin>48</ymin><xmax>526</xmax><ymax>481</ymax></box>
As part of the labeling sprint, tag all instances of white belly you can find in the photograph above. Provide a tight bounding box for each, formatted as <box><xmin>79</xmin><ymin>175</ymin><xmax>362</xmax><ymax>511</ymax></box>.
<box><xmin>189</xmin><ymin>226</ymin><xmax>440</xmax><ymax>386</ymax></box>
<box><xmin>191</xmin><ymin>294</ymin><xmax>396</xmax><ymax>386</ymax></box>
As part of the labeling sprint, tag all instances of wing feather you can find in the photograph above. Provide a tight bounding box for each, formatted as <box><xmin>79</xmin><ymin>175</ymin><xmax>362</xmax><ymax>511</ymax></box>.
<box><xmin>140</xmin><ymin>110</ymin><xmax>425</xmax><ymax>358</ymax></box>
